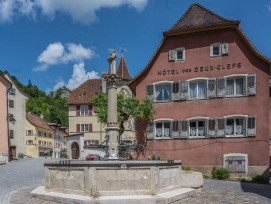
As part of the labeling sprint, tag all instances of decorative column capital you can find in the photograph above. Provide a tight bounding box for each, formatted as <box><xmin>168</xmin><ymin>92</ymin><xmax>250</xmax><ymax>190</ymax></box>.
<box><xmin>104</xmin><ymin>74</ymin><xmax>121</xmax><ymax>88</ymax></box>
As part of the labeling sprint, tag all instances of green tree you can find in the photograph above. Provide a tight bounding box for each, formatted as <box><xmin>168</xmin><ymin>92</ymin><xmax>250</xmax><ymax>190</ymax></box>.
<box><xmin>92</xmin><ymin>92</ymin><xmax>155</xmax><ymax>136</ymax></box>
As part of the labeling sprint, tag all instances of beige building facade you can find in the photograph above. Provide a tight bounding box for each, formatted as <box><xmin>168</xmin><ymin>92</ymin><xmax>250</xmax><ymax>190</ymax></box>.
<box><xmin>3</xmin><ymin>72</ymin><xmax>29</xmax><ymax>158</ymax></box>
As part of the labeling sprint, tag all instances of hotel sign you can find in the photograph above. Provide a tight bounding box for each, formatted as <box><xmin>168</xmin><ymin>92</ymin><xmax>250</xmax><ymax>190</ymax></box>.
<box><xmin>157</xmin><ymin>62</ymin><xmax>241</xmax><ymax>76</ymax></box>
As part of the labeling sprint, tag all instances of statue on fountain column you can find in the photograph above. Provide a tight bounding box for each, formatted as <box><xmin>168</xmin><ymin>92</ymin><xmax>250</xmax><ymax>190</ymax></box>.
<box><xmin>107</xmin><ymin>50</ymin><xmax>116</xmax><ymax>75</ymax></box>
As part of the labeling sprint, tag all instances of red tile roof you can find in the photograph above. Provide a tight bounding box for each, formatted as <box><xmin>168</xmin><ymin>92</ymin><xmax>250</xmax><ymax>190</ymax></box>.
<box><xmin>26</xmin><ymin>113</ymin><xmax>53</xmax><ymax>131</ymax></box>
<box><xmin>164</xmin><ymin>3</ymin><xmax>239</xmax><ymax>36</ymax></box>
<box><xmin>116</xmin><ymin>55</ymin><xmax>132</xmax><ymax>80</ymax></box>
<box><xmin>67</xmin><ymin>79</ymin><xmax>102</xmax><ymax>105</ymax></box>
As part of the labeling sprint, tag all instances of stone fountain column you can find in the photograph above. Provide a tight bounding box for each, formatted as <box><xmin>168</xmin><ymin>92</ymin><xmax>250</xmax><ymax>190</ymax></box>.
<box><xmin>104</xmin><ymin>50</ymin><xmax>121</xmax><ymax>160</ymax></box>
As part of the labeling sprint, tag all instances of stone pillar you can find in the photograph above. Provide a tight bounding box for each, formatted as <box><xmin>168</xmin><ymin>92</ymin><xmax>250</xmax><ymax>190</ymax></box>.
<box><xmin>104</xmin><ymin>74</ymin><xmax>121</xmax><ymax>160</ymax></box>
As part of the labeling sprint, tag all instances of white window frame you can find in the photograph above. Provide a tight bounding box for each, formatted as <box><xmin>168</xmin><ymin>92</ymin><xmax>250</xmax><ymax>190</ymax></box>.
<box><xmin>188</xmin><ymin>117</ymin><xmax>208</xmax><ymax>138</ymax></box>
<box><xmin>187</xmin><ymin>78</ymin><xmax>208</xmax><ymax>100</ymax></box>
<box><xmin>154</xmin><ymin>119</ymin><xmax>173</xmax><ymax>139</ymax></box>
<box><xmin>223</xmin><ymin>153</ymin><xmax>248</xmax><ymax>174</ymax></box>
<box><xmin>226</xmin><ymin>77</ymin><xmax>245</xmax><ymax>97</ymax></box>
<box><xmin>210</xmin><ymin>43</ymin><xmax>229</xmax><ymax>57</ymax></box>
<box><xmin>176</xmin><ymin>47</ymin><xmax>185</xmax><ymax>61</ymax></box>
<box><xmin>81</xmin><ymin>124</ymin><xmax>89</xmax><ymax>132</ymax></box>
<box><xmin>153</xmin><ymin>81</ymin><xmax>172</xmax><ymax>102</ymax></box>
<box><xmin>169</xmin><ymin>47</ymin><xmax>185</xmax><ymax>61</ymax></box>
<box><xmin>9</xmin><ymin>88</ymin><xmax>16</xmax><ymax>96</ymax></box>
<box><xmin>80</xmin><ymin>105</ymin><xmax>88</xmax><ymax>116</ymax></box>
<box><xmin>224</xmin><ymin>115</ymin><xmax>247</xmax><ymax>137</ymax></box>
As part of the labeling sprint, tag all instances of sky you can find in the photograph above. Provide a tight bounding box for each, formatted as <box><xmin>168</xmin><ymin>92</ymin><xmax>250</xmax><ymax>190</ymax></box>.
<box><xmin>0</xmin><ymin>0</ymin><xmax>271</xmax><ymax>93</ymax></box>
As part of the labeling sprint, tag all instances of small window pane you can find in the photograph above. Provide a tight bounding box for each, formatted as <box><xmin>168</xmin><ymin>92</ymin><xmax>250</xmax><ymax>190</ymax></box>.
<box><xmin>177</xmin><ymin>50</ymin><xmax>183</xmax><ymax>60</ymax></box>
<box><xmin>213</xmin><ymin>46</ymin><xmax>220</xmax><ymax>56</ymax></box>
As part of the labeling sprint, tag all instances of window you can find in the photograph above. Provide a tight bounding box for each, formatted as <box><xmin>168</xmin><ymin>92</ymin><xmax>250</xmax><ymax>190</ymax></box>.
<box><xmin>26</xmin><ymin>140</ymin><xmax>33</xmax><ymax>145</ymax></box>
<box><xmin>9</xmin><ymin>130</ymin><xmax>14</xmax><ymax>139</ymax></box>
<box><xmin>44</xmin><ymin>132</ymin><xmax>47</xmax><ymax>137</ymax></box>
<box><xmin>169</xmin><ymin>48</ymin><xmax>185</xmax><ymax>61</ymax></box>
<box><xmin>189</xmin><ymin>81</ymin><xmax>207</xmax><ymax>99</ymax></box>
<box><xmin>210</xmin><ymin>43</ymin><xmax>229</xmax><ymax>57</ymax></box>
<box><xmin>226</xmin><ymin>117</ymin><xmax>245</xmax><ymax>136</ymax></box>
<box><xmin>81</xmin><ymin>124</ymin><xmax>89</xmax><ymax>132</ymax></box>
<box><xmin>155</xmin><ymin>121</ymin><xmax>171</xmax><ymax>138</ymax></box>
<box><xmin>84</xmin><ymin>140</ymin><xmax>99</xmax><ymax>146</ymax></box>
<box><xmin>224</xmin><ymin>154</ymin><xmax>247</xmax><ymax>173</ymax></box>
<box><xmin>26</xmin><ymin>130</ymin><xmax>33</xmax><ymax>136</ymax></box>
<box><xmin>226</xmin><ymin>78</ymin><xmax>245</xmax><ymax>96</ymax></box>
<box><xmin>189</xmin><ymin>120</ymin><xmax>206</xmax><ymax>137</ymax></box>
<box><xmin>9</xmin><ymin>100</ymin><xmax>14</xmax><ymax>108</ymax></box>
<box><xmin>80</xmin><ymin>105</ymin><xmax>88</xmax><ymax>116</ymax></box>
<box><xmin>9</xmin><ymin>88</ymin><xmax>16</xmax><ymax>95</ymax></box>
<box><xmin>155</xmin><ymin>83</ymin><xmax>171</xmax><ymax>101</ymax></box>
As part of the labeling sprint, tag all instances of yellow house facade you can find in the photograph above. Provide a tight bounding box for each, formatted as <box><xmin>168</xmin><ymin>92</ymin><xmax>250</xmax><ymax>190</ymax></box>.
<box><xmin>25</xmin><ymin>113</ymin><xmax>54</xmax><ymax>158</ymax></box>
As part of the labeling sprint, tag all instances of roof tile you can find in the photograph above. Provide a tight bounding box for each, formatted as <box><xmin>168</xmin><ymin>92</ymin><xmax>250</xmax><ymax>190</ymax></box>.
<box><xmin>67</xmin><ymin>79</ymin><xmax>102</xmax><ymax>105</ymax></box>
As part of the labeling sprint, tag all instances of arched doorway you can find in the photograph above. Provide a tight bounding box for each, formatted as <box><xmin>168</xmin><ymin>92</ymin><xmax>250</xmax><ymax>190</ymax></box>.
<box><xmin>71</xmin><ymin>142</ymin><xmax>79</xmax><ymax>159</ymax></box>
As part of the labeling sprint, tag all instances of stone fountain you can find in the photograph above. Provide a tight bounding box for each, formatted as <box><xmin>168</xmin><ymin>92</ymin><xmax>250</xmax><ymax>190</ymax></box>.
<box><xmin>31</xmin><ymin>50</ymin><xmax>203</xmax><ymax>204</ymax></box>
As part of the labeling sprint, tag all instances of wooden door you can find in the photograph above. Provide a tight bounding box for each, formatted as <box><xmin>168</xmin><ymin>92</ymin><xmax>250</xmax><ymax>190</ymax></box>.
<box><xmin>71</xmin><ymin>142</ymin><xmax>79</xmax><ymax>159</ymax></box>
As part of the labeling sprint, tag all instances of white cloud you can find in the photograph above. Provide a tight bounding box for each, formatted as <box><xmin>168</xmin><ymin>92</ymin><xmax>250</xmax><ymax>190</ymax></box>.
<box><xmin>35</xmin><ymin>42</ymin><xmax>96</xmax><ymax>71</ymax></box>
<box><xmin>0</xmin><ymin>0</ymin><xmax>149</xmax><ymax>24</ymax></box>
<box><xmin>0</xmin><ymin>0</ymin><xmax>14</xmax><ymax>22</ymax></box>
<box><xmin>53</xmin><ymin>63</ymin><xmax>99</xmax><ymax>91</ymax></box>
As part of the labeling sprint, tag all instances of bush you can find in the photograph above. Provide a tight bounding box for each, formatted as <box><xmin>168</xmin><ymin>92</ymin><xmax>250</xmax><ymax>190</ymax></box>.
<box><xmin>182</xmin><ymin>166</ymin><xmax>192</xmax><ymax>171</ymax></box>
<box><xmin>252</xmin><ymin>175</ymin><xmax>265</xmax><ymax>183</ymax></box>
<box><xmin>212</xmin><ymin>167</ymin><xmax>230</xmax><ymax>180</ymax></box>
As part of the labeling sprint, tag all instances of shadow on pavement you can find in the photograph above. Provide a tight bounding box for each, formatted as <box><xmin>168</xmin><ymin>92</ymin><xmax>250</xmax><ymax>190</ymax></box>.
<box><xmin>241</xmin><ymin>181</ymin><xmax>271</xmax><ymax>200</ymax></box>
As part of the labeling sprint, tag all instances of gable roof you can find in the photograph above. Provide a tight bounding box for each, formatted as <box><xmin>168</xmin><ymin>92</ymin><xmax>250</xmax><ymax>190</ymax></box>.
<box><xmin>116</xmin><ymin>55</ymin><xmax>132</xmax><ymax>80</ymax></box>
<box><xmin>67</xmin><ymin>79</ymin><xmax>102</xmax><ymax>105</ymax></box>
<box><xmin>0</xmin><ymin>74</ymin><xmax>12</xmax><ymax>88</ymax></box>
<box><xmin>26</xmin><ymin>113</ymin><xmax>53</xmax><ymax>131</ymax></box>
<box><xmin>164</xmin><ymin>3</ymin><xmax>239</xmax><ymax>36</ymax></box>
<box><xmin>130</xmin><ymin>3</ymin><xmax>271</xmax><ymax>93</ymax></box>
<box><xmin>2</xmin><ymin>71</ymin><xmax>29</xmax><ymax>99</ymax></box>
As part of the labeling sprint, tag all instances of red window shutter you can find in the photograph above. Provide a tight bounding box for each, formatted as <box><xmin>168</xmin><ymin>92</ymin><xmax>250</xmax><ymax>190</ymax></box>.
<box><xmin>76</xmin><ymin>106</ymin><xmax>80</xmax><ymax>116</ymax></box>
<box><xmin>88</xmin><ymin>105</ymin><xmax>93</xmax><ymax>116</ymax></box>
<box><xmin>76</xmin><ymin>124</ymin><xmax>80</xmax><ymax>132</ymax></box>
<box><xmin>84</xmin><ymin>140</ymin><xmax>87</xmax><ymax>146</ymax></box>
<box><xmin>89</xmin><ymin>124</ymin><xmax>92</xmax><ymax>132</ymax></box>
<box><xmin>95</xmin><ymin>140</ymin><xmax>99</xmax><ymax>144</ymax></box>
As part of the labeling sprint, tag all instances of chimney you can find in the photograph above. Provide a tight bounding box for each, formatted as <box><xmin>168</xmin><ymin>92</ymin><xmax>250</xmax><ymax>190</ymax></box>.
<box><xmin>40</xmin><ymin>114</ymin><xmax>43</xmax><ymax>119</ymax></box>
<box><xmin>101</xmin><ymin>71</ymin><xmax>107</xmax><ymax>93</ymax></box>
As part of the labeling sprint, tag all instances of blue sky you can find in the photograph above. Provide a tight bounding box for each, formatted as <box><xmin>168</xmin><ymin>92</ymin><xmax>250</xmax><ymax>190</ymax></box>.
<box><xmin>0</xmin><ymin>0</ymin><xmax>271</xmax><ymax>93</ymax></box>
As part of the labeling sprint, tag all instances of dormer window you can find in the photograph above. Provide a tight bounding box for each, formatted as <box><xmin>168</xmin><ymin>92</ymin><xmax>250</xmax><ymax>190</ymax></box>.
<box><xmin>169</xmin><ymin>47</ymin><xmax>185</xmax><ymax>61</ymax></box>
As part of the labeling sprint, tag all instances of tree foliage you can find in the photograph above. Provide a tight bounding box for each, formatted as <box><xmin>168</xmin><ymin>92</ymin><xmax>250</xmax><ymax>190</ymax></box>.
<box><xmin>92</xmin><ymin>92</ymin><xmax>155</xmax><ymax>135</ymax></box>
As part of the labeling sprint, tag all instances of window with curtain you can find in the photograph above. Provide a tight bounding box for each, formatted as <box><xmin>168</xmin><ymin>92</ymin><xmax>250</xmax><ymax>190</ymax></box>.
<box><xmin>155</xmin><ymin>121</ymin><xmax>171</xmax><ymax>138</ymax></box>
<box><xmin>80</xmin><ymin>105</ymin><xmax>88</xmax><ymax>116</ymax></box>
<box><xmin>226</xmin><ymin>78</ymin><xmax>244</xmax><ymax>96</ymax></box>
<box><xmin>226</xmin><ymin>117</ymin><xmax>244</xmax><ymax>136</ymax></box>
<box><xmin>155</xmin><ymin>84</ymin><xmax>171</xmax><ymax>101</ymax></box>
<box><xmin>189</xmin><ymin>120</ymin><xmax>206</xmax><ymax>137</ymax></box>
<box><xmin>189</xmin><ymin>81</ymin><xmax>207</xmax><ymax>99</ymax></box>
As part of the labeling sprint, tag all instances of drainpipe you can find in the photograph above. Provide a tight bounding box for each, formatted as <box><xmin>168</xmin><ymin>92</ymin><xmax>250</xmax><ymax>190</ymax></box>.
<box><xmin>6</xmin><ymin>84</ymin><xmax>12</xmax><ymax>162</ymax></box>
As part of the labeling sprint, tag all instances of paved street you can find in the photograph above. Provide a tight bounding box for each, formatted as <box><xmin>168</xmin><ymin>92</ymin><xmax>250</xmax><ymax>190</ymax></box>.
<box><xmin>0</xmin><ymin>158</ymin><xmax>271</xmax><ymax>204</ymax></box>
<box><xmin>0</xmin><ymin>158</ymin><xmax>46</xmax><ymax>204</ymax></box>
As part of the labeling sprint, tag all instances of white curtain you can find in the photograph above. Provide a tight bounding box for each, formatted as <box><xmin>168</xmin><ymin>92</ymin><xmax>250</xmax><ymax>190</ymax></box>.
<box><xmin>189</xmin><ymin>83</ymin><xmax>197</xmax><ymax>98</ymax></box>
<box><xmin>227</xmin><ymin>79</ymin><xmax>234</xmax><ymax>95</ymax></box>
<box><xmin>155</xmin><ymin>85</ymin><xmax>162</xmax><ymax>100</ymax></box>
<box><xmin>235</xmin><ymin>78</ymin><xmax>243</xmax><ymax>95</ymax></box>
<box><xmin>198</xmin><ymin>82</ymin><xmax>206</xmax><ymax>98</ymax></box>
<box><xmin>164</xmin><ymin>85</ymin><xmax>171</xmax><ymax>100</ymax></box>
